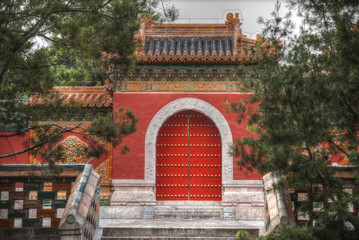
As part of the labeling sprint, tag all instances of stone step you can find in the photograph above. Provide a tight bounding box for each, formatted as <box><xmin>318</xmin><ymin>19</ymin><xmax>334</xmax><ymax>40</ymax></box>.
<box><xmin>102</xmin><ymin>236</ymin><xmax>238</xmax><ymax>239</ymax></box>
<box><xmin>100</xmin><ymin>219</ymin><xmax>262</xmax><ymax>240</ymax></box>
<box><xmin>101</xmin><ymin>227</ymin><xmax>254</xmax><ymax>240</ymax></box>
<box><xmin>156</xmin><ymin>201</ymin><xmax>221</xmax><ymax>207</ymax></box>
<box><xmin>0</xmin><ymin>228</ymin><xmax>60</xmax><ymax>240</ymax></box>
<box><xmin>154</xmin><ymin>206</ymin><xmax>223</xmax><ymax>220</ymax></box>
<box><xmin>101</xmin><ymin>236</ymin><xmax>238</xmax><ymax>239</ymax></box>
<box><xmin>102</xmin><ymin>237</ymin><xmax>238</xmax><ymax>240</ymax></box>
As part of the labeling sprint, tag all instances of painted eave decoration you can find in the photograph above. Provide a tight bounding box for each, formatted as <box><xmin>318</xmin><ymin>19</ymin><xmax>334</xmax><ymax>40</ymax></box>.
<box><xmin>27</xmin><ymin>85</ymin><xmax>113</xmax><ymax>108</ymax></box>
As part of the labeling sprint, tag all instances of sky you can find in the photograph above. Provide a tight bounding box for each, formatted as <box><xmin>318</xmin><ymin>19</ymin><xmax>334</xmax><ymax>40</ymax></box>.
<box><xmin>170</xmin><ymin>0</ymin><xmax>301</xmax><ymax>39</ymax></box>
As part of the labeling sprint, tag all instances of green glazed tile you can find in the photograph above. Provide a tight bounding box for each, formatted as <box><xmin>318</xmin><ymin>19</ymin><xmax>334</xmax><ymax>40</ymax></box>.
<box><xmin>52</xmin><ymin>200</ymin><xmax>67</xmax><ymax>208</ymax></box>
<box><xmin>24</xmin><ymin>183</ymin><xmax>42</xmax><ymax>191</ymax></box>
<box><xmin>6</xmin><ymin>178</ymin><xmax>27</xmax><ymax>183</ymax></box>
<box><xmin>38</xmin><ymin>191</ymin><xmax>56</xmax><ymax>200</ymax></box>
<box><xmin>22</xmin><ymin>218</ymin><xmax>41</xmax><ymax>227</ymax></box>
<box><xmin>8</xmin><ymin>209</ymin><xmax>27</xmax><ymax>218</ymax></box>
<box><xmin>0</xmin><ymin>200</ymin><xmax>11</xmax><ymax>209</ymax></box>
<box><xmin>53</xmin><ymin>178</ymin><xmax>76</xmax><ymax>183</ymax></box>
<box><xmin>43</xmin><ymin>199</ymin><xmax>52</xmax><ymax>207</ymax></box>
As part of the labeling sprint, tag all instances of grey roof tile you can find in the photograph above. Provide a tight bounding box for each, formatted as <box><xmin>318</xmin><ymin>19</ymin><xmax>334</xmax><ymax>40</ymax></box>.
<box><xmin>145</xmin><ymin>37</ymin><xmax>235</xmax><ymax>57</ymax></box>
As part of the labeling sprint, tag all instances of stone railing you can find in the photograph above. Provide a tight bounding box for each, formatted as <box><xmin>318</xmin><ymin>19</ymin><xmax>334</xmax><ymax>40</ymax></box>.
<box><xmin>58</xmin><ymin>164</ymin><xmax>100</xmax><ymax>240</ymax></box>
<box><xmin>263</xmin><ymin>167</ymin><xmax>358</xmax><ymax>230</ymax></box>
<box><xmin>0</xmin><ymin>164</ymin><xmax>100</xmax><ymax>240</ymax></box>
<box><xmin>262</xmin><ymin>173</ymin><xmax>295</xmax><ymax>233</ymax></box>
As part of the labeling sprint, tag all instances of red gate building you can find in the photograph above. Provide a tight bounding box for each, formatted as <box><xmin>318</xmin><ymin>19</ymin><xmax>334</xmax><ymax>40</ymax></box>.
<box><xmin>0</xmin><ymin>12</ymin><xmax>355</xmax><ymax>233</ymax></box>
<box><xmin>108</xmin><ymin>13</ymin><xmax>265</xmax><ymax>227</ymax></box>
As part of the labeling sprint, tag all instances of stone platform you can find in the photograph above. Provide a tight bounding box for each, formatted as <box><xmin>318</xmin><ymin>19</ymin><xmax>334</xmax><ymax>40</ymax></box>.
<box><xmin>99</xmin><ymin>200</ymin><xmax>265</xmax><ymax>239</ymax></box>
<box><xmin>101</xmin><ymin>201</ymin><xmax>265</xmax><ymax>221</ymax></box>
<box><xmin>102</xmin><ymin>179</ymin><xmax>266</xmax><ymax>239</ymax></box>
<box><xmin>99</xmin><ymin>219</ymin><xmax>264</xmax><ymax>239</ymax></box>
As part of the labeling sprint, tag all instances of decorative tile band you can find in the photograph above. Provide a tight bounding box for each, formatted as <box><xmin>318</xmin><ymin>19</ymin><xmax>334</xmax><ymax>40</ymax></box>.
<box><xmin>112</xmin><ymin>68</ymin><xmax>251</xmax><ymax>83</ymax></box>
<box><xmin>117</xmin><ymin>81</ymin><xmax>247</xmax><ymax>92</ymax></box>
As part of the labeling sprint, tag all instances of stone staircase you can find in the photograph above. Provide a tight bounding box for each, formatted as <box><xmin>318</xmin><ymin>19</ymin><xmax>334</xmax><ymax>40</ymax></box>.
<box><xmin>100</xmin><ymin>219</ymin><xmax>259</xmax><ymax>240</ymax></box>
<box><xmin>100</xmin><ymin>203</ymin><xmax>263</xmax><ymax>240</ymax></box>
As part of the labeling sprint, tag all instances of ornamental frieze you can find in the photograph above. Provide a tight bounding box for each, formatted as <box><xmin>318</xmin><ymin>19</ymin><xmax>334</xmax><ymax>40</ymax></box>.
<box><xmin>117</xmin><ymin>81</ymin><xmax>249</xmax><ymax>92</ymax></box>
<box><xmin>125</xmin><ymin>83</ymin><xmax>147</xmax><ymax>92</ymax></box>
<box><xmin>152</xmin><ymin>82</ymin><xmax>228</xmax><ymax>92</ymax></box>
<box><xmin>57</xmin><ymin>136</ymin><xmax>95</xmax><ymax>164</ymax></box>
<box><xmin>95</xmin><ymin>158</ymin><xmax>110</xmax><ymax>179</ymax></box>
<box><xmin>111</xmin><ymin>68</ymin><xmax>252</xmax><ymax>83</ymax></box>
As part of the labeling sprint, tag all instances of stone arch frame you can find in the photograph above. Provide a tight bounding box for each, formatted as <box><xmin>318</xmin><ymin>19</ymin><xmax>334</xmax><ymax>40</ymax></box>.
<box><xmin>145</xmin><ymin>98</ymin><xmax>233</xmax><ymax>185</ymax></box>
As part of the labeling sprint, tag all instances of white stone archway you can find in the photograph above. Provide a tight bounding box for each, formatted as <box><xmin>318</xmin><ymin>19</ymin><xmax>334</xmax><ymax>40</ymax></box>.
<box><xmin>111</xmin><ymin>97</ymin><xmax>264</xmax><ymax>208</ymax></box>
<box><xmin>144</xmin><ymin>97</ymin><xmax>234</xmax><ymax>185</ymax></box>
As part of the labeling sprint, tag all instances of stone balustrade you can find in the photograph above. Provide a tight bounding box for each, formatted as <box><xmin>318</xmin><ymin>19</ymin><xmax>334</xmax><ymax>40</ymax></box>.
<box><xmin>58</xmin><ymin>164</ymin><xmax>100</xmax><ymax>240</ymax></box>
<box><xmin>262</xmin><ymin>172</ymin><xmax>295</xmax><ymax>233</ymax></box>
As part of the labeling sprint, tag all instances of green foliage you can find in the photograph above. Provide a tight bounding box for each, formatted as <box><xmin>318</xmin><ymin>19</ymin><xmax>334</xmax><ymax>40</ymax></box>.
<box><xmin>236</xmin><ymin>230</ymin><xmax>251</xmax><ymax>240</ymax></box>
<box><xmin>261</xmin><ymin>224</ymin><xmax>359</xmax><ymax>240</ymax></box>
<box><xmin>230</xmin><ymin>1</ymin><xmax>359</xmax><ymax>239</ymax></box>
<box><xmin>85</xmin><ymin>107</ymin><xmax>138</xmax><ymax>158</ymax></box>
<box><xmin>49</xmin><ymin>49</ymin><xmax>108</xmax><ymax>86</ymax></box>
<box><xmin>0</xmin><ymin>0</ymin><xmax>177</xmax><ymax>165</ymax></box>
<box><xmin>260</xmin><ymin>225</ymin><xmax>317</xmax><ymax>240</ymax></box>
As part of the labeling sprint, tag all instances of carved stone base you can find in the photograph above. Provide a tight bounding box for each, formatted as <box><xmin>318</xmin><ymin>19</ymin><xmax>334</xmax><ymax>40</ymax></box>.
<box><xmin>221</xmin><ymin>181</ymin><xmax>265</xmax><ymax>207</ymax></box>
<box><xmin>109</xmin><ymin>179</ymin><xmax>265</xmax><ymax>222</ymax></box>
<box><xmin>234</xmin><ymin>204</ymin><xmax>265</xmax><ymax>221</ymax></box>
<box><xmin>223</xmin><ymin>207</ymin><xmax>234</xmax><ymax>220</ymax></box>
<box><xmin>111</xmin><ymin>180</ymin><xmax>156</xmax><ymax>206</ymax></box>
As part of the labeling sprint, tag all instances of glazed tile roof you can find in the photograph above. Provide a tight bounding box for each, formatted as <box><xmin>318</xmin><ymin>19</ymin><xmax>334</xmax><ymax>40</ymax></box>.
<box><xmin>133</xmin><ymin>13</ymin><xmax>261</xmax><ymax>65</ymax></box>
<box><xmin>27</xmin><ymin>86</ymin><xmax>113</xmax><ymax>108</ymax></box>
<box><xmin>144</xmin><ymin>36</ymin><xmax>236</xmax><ymax>56</ymax></box>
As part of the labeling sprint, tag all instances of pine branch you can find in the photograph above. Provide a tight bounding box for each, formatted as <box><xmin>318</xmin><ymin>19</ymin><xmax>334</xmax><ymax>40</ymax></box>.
<box><xmin>0</xmin><ymin>123</ymin><xmax>86</xmax><ymax>159</ymax></box>
<box><xmin>38</xmin><ymin>34</ymin><xmax>59</xmax><ymax>43</ymax></box>
<box><xmin>328</xmin><ymin>139</ymin><xmax>349</xmax><ymax>156</ymax></box>
<box><xmin>340</xmin><ymin>91</ymin><xmax>357</xmax><ymax>120</ymax></box>
<box><xmin>0</xmin><ymin>142</ymin><xmax>44</xmax><ymax>159</ymax></box>
<box><xmin>0</xmin><ymin>123</ymin><xmax>89</xmax><ymax>138</ymax></box>
<box><xmin>0</xmin><ymin>13</ymin><xmax>50</xmax><ymax>84</ymax></box>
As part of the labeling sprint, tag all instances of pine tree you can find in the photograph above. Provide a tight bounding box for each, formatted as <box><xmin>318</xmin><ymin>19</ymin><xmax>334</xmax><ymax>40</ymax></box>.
<box><xmin>230</xmin><ymin>1</ymin><xmax>359</xmax><ymax>239</ymax></box>
<box><xmin>0</xmin><ymin>0</ymin><xmax>178</xmax><ymax>166</ymax></box>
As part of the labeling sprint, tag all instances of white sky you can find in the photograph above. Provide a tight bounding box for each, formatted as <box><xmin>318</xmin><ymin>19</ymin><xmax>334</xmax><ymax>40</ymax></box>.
<box><xmin>170</xmin><ymin>0</ymin><xmax>301</xmax><ymax>39</ymax></box>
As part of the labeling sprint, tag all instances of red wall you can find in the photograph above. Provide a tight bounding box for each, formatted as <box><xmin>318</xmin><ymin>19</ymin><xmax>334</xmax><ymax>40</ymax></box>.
<box><xmin>0</xmin><ymin>132</ymin><xmax>30</xmax><ymax>164</ymax></box>
<box><xmin>0</xmin><ymin>131</ymin><xmax>107</xmax><ymax>169</ymax></box>
<box><xmin>113</xmin><ymin>92</ymin><xmax>261</xmax><ymax>180</ymax></box>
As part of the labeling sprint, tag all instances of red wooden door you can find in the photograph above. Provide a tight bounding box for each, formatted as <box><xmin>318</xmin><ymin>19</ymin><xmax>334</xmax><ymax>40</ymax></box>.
<box><xmin>156</xmin><ymin>112</ymin><xmax>189</xmax><ymax>200</ymax></box>
<box><xmin>156</xmin><ymin>110</ymin><xmax>222</xmax><ymax>201</ymax></box>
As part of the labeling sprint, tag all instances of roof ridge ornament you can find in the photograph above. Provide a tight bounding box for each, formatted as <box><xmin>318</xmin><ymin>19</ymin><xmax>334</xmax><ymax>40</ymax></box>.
<box><xmin>225</xmin><ymin>13</ymin><xmax>242</xmax><ymax>30</ymax></box>
<box><xmin>143</xmin><ymin>14</ymin><xmax>153</xmax><ymax>28</ymax></box>
<box><xmin>136</xmin><ymin>14</ymin><xmax>153</xmax><ymax>47</ymax></box>
<box><xmin>225</xmin><ymin>13</ymin><xmax>243</xmax><ymax>56</ymax></box>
